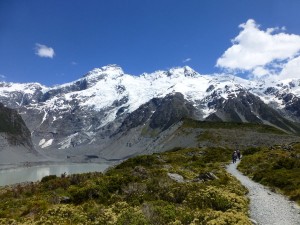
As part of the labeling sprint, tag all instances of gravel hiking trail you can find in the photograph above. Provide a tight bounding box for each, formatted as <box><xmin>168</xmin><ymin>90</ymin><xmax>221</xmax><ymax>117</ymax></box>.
<box><xmin>226</xmin><ymin>161</ymin><xmax>300</xmax><ymax>225</ymax></box>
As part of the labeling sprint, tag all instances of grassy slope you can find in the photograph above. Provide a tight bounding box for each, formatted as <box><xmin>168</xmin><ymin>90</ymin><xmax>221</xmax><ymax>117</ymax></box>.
<box><xmin>238</xmin><ymin>144</ymin><xmax>300</xmax><ymax>205</ymax></box>
<box><xmin>182</xmin><ymin>119</ymin><xmax>286</xmax><ymax>134</ymax></box>
<box><xmin>0</xmin><ymin>147</ymin><xmax>251</xmax><ymax>225</ymax></box>
<box><xmin>179</xmin><ymin>119</ymin><xmax>300</xmax><ymax>151</ymax></box>
<box><xmin>184</xmin><ymin>119</ymin><xmax>300</xmax><ymax>205</ymax></box>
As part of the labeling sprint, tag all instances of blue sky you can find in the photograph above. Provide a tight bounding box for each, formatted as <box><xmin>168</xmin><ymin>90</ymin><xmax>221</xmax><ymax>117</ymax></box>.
<box><xmin>1</xmin><ymin>0</ymin><xmax>300</xmax><ymax>86</ymax></box>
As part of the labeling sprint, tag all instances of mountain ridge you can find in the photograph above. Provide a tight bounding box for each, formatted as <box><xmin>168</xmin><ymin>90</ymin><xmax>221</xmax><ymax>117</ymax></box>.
<box><xmin>1</xmin><ymin>65</ymin><xmax>300</xmax><ymax>161</ymax></box>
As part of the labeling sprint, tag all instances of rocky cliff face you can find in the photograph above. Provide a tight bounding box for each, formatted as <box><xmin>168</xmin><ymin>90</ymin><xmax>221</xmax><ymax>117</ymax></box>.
<box><xmin>0</xmin><ymin>103</ymin><xmax>33</xmax><ymax>148</ymax></box>
<box><xmin>0</xmin><ymin>103</ymin><xmax>42</xmax><ymax>164</ymax></box>
<box><xmin>0</xmin><ymin>65</ymin><xmax>300</xmax><ymax>161</ymax></box>
<box><xmin>117</xmin><ymin>92</ymin><xmax>196</xmax><ymax>134</ymax></box>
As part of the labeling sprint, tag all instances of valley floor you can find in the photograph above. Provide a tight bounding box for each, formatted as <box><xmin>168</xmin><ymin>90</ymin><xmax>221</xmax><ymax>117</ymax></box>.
<box><xmin>227</xmin><ymin>161</ymin><xmax>300</xmax><ymax>225</ymax></box>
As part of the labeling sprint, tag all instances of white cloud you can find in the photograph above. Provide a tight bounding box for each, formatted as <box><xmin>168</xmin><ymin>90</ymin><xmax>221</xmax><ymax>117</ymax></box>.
<box><xmin>252</xmin><ymin>66</ymin><xmax>269</xmax><ymax>77</ymax></box>
<box><xmin>216</xmin><ymin>19</ymin><xmax>300</xmax><ymax>79</ymax></box>
<box><xmin>278</xmin><ymin>56</ymin><xmax>300</xmax><ymax>80</ymax></box>
<box><xmin>35</xmin><ymin>43</ymin><xmax>55</xmax><ymax>58</ymax></box>
<box><xmin>182</xmin><ymin>58</ymin><xmax>191</xmax><ymax>63</ymax></box>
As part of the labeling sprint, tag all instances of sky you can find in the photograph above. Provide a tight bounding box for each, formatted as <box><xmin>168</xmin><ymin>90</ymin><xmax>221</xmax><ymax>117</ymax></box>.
<box><xmin>1</xmin><ymin>0</ymin><xmax>300</xmax><ymax>86</ymax></box>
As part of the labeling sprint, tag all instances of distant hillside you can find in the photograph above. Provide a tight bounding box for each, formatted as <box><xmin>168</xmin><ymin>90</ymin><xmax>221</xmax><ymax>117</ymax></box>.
<box><xmin>181</xmin><ymin>118</ymin><xmax>300</xmax><ymax>149</ymax></box>
<box><xmin>0</xmin><ymin>103</ymin><xmax>33</xmax><ymax>148</ymax></box>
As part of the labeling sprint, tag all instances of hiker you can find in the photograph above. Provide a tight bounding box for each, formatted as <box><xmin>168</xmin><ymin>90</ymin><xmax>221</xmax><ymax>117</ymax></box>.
<box><xmin>232</xmin><ymin>151</ymin><xmax>237</xmax><ymax>163</ymax></box>
<box><xmin>237</xmin><ymin>149</ymin><xmax>241</xmax><ymax>160</ymax></box>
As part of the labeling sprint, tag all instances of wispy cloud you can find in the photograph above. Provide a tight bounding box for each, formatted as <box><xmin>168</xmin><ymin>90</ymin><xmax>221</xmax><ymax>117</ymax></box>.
<box><xmin>216</xmin><ymin>19</ymin><xmax>300</xmax><ymax>80</ymax></box>
<box><xmin>182</xmin><ymin>58</ymin><xmax>192</xmax><ymax>63</ymax></box>
<box><xmin>35</xmin><ymin>43</ymin><xmax>55</xmax><ymax>58</ymax></box>
<box><xmin>71</xmin><ymin>61</ymin><xmax>77</xmax><ymax>66</ymax></box>
<box><xmin>0</xmin><ymin>74</ymin><xmax>6</xmax><ymax>80</ymax></box>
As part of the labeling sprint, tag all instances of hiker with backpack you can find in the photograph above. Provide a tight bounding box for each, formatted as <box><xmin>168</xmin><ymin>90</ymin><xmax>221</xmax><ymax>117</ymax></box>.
<box><xmin>236</xmin><ymin>149</ymin><xmax>241</xmax><ymax>160</ymax></box>
<box><xmin>232</xmin><ymin>151</ymin><xmax>237</xmax><ymax>163</ymax></box>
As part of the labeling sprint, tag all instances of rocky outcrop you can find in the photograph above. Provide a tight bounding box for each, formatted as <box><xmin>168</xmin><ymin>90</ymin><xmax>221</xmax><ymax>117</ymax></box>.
<box><xmin>117</xmin><ymin>92</ymin><xmax>196</xmax><ymax>135</ymax></box>
<box><xmin>167</xmin><ymin>173</ymin><xmax>185</xmax><ymax>183</ymax></box>
<box><xmin>149</xmin><ymin>93</ymin><xmax>196</xmax><ymax>131</ymax></box>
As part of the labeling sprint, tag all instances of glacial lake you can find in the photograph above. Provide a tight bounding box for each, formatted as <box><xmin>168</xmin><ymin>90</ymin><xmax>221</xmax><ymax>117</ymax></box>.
<box><xmin>0</xmin><ymin>163</ymin><xmax>112</xmax><ymax>186</ymax></box>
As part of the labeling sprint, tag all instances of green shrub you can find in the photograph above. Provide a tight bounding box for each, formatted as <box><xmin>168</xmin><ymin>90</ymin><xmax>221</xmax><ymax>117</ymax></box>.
<box><xmin>289</xmin><ymin>189</ymin><xmax>300</xmax><ymax>204</ymax></box>
<box><xmin>265</xmin><ymin>172</ymin><xmax>293</xmax><ymax>188</ymax></box>
<box><xmin>202</xmin><ymin>210</ymin><xmax>252</xmax><ymax>225</ymax></box>
<box><xmin>117</xmin><ymin>207</ymin><xmax>149</xmax><ymax>225</ymax></box>
<box><xmin>69</xmin><ymin>180</ymin><xmax>109</xmax><ymax>204</ymax></box>
<box><xmin>115</xmin><ymin>155</ymin><xmax>160</xmax><ymax>169</ymax></box>
<box><xmin>142</xmin><ymin>201</ymin><xmax>176</xmax><ymax>225</ymax></box>
<box><xmin>273</xmin><ymin>158</ymin><xmax>297</xmax><ymax>170</ymax></box>
<box><xmin>41</xmin><ymin>175</ymin><xmax>57</xmax><ymax>183</ymax></box>
<box><xmin>188</xmin><ymin>185</ymin><xmax>248</xmax><ymax>213</ymax></box>
<box><xmin>202</xmin><ymin>147</ymin><xmax>232</xmax><ymax>163</ymax></box>
<box><xmin>242</xmin><ymin>147</ymin><xmax>262</xmax><ymax>156</ymax></box>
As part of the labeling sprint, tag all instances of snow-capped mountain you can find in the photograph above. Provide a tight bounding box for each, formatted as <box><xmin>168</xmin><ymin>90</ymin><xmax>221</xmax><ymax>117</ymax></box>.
<box><xmin>1</xmin><ymin>64</ymin><xmax>300</xmax><ymax>160</ymax></box>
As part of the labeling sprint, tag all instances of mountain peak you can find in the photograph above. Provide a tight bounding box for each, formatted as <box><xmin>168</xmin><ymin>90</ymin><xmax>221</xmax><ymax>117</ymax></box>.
<box><xmin>84</xmin><ymin>64</ymin><xmax>124</xmax><ymax>80</ymax></box>
<box><xmin>100</xmin><ymin>64</ymin><xmax>124</xmax><ymax>73</ymax></box>
<box><xmin>167</xmin><ymin>66</ymin><xmax>198</xmax><ymax>78</ymax></box>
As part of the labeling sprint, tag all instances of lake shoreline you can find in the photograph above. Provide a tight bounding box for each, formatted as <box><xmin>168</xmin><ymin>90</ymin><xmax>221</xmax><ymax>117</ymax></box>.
<box><xmin>0</xmin><ymin>158</ymin><xmax>121</xmax><ymax>171</ymax></box>
<box><xmin>0</xmin><ymin>161</ymin><xmax>118</xmax><ymax>187</ymax></box>
<box><xmin>0</xmin><ymin>160</ymin><xmax>65</xmax><ymax>172</ymax></box>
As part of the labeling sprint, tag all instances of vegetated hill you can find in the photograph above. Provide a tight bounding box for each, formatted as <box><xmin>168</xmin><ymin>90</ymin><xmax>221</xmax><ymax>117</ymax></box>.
<box><xmin>58</xmin><ymin>116</ymin><xmax>300</xmax><ymax>163</ymax></box>
<box><xmin>141</xmin><ymin>118</ymin><xmax>300</xmax><ymax>155</ymax></box>
<box><xmin>182</xmin><ymin>119</ymin><xmax>300</xmax><ymax>149</ymax></box>
<box><xmin>238</xmin><ymin>143</ymin><xmax>300</xmax><ymax>205</ymax></box>
<box><xmin>77</xmin><ymin>114</ymin><xmax>296</xmax><ymax>162</ymax></box>
<box><xmin>1</xmin><ymin>64</ymin><xmax>300</xmax><ymax>161</ymax></box>
<box><xmin>0</xmin><ymin>147</ymin><xmax>252</xmax><ymax>224</ymax></box>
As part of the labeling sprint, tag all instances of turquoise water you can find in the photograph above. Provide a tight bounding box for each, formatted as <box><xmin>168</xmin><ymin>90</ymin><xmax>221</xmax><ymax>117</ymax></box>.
<box><xmin>0</xmin><ymin>163</ymin><xmax>111</xmax><ymax>186</ymax></box>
